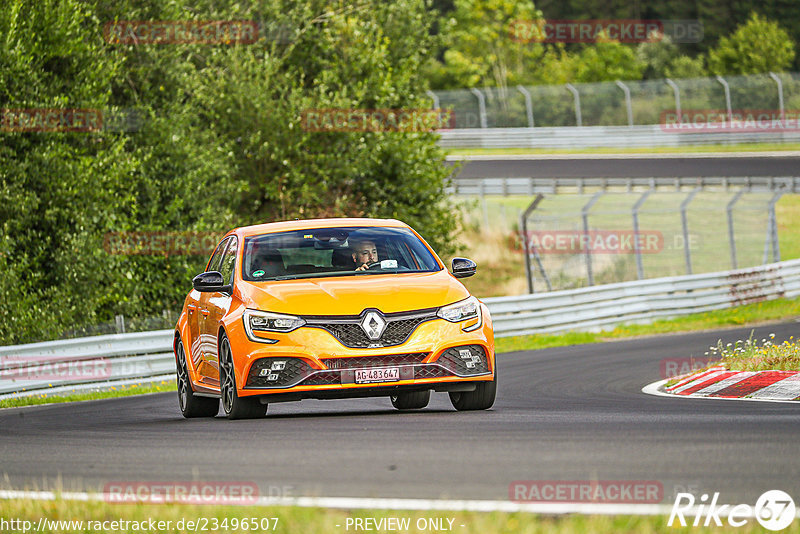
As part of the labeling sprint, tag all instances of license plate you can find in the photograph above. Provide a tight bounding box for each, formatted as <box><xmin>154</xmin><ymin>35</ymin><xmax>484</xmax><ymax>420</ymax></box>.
<box><xmin>354</xmin><ymin>367</ymin><xmax>400</xmax><ymax>384</ymax></box>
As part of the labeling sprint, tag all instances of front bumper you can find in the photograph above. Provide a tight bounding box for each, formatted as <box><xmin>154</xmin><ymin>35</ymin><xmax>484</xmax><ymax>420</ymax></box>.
<box><xmin>226</xmin><ymin>305</ymin><xmax>495</xmax><ymax>398</ymax></box>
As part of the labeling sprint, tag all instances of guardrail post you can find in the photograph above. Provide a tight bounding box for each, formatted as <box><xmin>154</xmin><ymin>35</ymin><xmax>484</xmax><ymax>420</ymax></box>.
<box><xmin>517</xmin><ymin>85</ymin><xmax>534</xmax><ymax>127</ymax></box>
<box><xmin>115</xmin><ymin>314</ymin><xmax>125</xmax><ymax>334</ymax></box>
<box><xmin>768</xmin><ymin>72</ymin><xmax>785</xmax><ymax>121</ymax></box>
<box><xmin>615</xmin><ymin>80</ymin><xmax>634</xmax><ymax>127</ymax></box>
<box><xmin>632</xmin><ymin>190</ymin><xmax>652</xmax><ymax>280</ymax></box>
<box><xmin>566</xmin><ymin>83</ymin><xmax>583</xmax><ymax>127</ymax></box>
<box><xmin>715</xmin><ymin>75</ymin><xmax>733</xmax><ymax>124</ymax></box>
<box><xmin>469</xmin><ymin>88</ymin><xmax>488</xmax><ymax>129</ymax></box>
<box><xmin>521</xmin><ymin>194</ymin><xmax>545</xmax><ymax>293</ymax></box>
<box><xmin>727</xmin><ymin>190</ymin><xmax>745</xmax><ymax>269</ymax></box>
<box><xmin>426</xmin><ymin>90</ymin><xmax>439</xmax><ymax>110</ymax></box>
<box><xmin>680</xmin><ymin>188</ymin><xmax>701</xmax><ymax>274</ymax></box>
<box><xmin>665</xmin><ymin>78</ymin><xmax>682</xmax><ymax>123</ymax></box>
<box><xmin>582</xmin><ymin>191</ymin><xmax>604</xmax><ymax>285</ymax></box>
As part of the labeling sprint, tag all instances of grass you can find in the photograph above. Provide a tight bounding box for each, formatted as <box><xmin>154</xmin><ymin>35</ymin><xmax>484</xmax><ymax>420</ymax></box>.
<box><xmin>693</xmin><ymin>332</ymin><xmax>800</xmax><ymax>373</ymax></box>
<box><xmin>0</xmin><ymin>498</ymin><xmax>794</xmax><ymax>533</ymax></box>
<box><xmin>445</xmin><ymin>142</ymin><xmax>800</xmax><ymax>156</ymax></box>
<box><xmin>0</xmin><ymin>380</ymin><xmax>176</xmax><ymax>409</ymax></box>
<box><xmin>494</xmin><ymin>295</ymin><xmax>800</xmax><ymax>354</ymax></box>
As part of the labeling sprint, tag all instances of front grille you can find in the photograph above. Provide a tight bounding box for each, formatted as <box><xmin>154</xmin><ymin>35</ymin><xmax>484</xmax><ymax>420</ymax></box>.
<box><xmin>415</xmin><ymin>366</ymin><xmax>450</xmax><ymax>379</ymax></box>
<box><xmin>304</xmin><ymin>308</ymin><xmax>438</xmax><ymax>348</ymax></box>
<box><xmin>321</xmin><ymin>353</ymin><xmax>428</xmax><ymax>369</ymax></box>
<box><xmin>434</xmin><ymin>345</ymin><xmax>490</xmax><ymax>376</ymax></box>
<box><xmin>302</xmin><ymin>371</ymin><xmax>341</xmax><ymax>386</ymax></box>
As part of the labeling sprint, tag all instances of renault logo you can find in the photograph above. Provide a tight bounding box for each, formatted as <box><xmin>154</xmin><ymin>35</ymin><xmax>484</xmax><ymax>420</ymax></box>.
<box><xmin>360</xmin><ymin>311</ymin><xmax>386</xmax><ymax>340</ymax></box>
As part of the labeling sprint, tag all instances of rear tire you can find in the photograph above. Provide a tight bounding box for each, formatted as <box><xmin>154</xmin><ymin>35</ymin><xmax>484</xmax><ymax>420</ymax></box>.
<box><xmin>449</xmin><ymin>375</ymin><xmax>496</xmax><ymax>411</ymax></box>
<box><xmin>390</xmin><ymin>390</ymin><xmax>430</xmax><ymax>410</ymax></box>
<box><xmin>219</xmin><ymin>333</ymin><xmax>267</xmax><ymax>420</ymax></box>
<box><xmin>176</xmin><ymin>341</ymin><xmax>219</xmax><ymax>418</ymax></box>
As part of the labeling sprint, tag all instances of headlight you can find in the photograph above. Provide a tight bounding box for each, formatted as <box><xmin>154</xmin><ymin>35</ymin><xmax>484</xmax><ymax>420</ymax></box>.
<box><xmin>437</xmin><ymin>296</ymin><xmax>482</xmax><ymax>332</ymax></box>
<box><xmin>243</xmin><ymin>309</ymin><xmax>306</xmax><ymax>342</ymax></box>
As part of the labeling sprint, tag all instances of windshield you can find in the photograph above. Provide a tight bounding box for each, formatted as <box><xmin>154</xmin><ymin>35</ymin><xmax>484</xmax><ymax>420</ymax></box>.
<box><xmin>242</xmin><ymin>227</ymin><xmax>442</xmax><ymax>281</ymax></box>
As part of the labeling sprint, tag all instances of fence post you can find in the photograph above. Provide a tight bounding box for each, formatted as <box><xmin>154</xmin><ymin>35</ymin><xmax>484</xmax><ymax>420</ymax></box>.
<box><xmin>521</xmin><ymin>194</ymin><xmax>545</xmax><ymax>293</ymax></box>
<box><xmin>517</xmin><ymin>85</ymin><xmax>534</xmax><ymax>127</ymax></box>
<box><xmin>768</xmin><ymin>72</ymin><xmax>785</xmax><ymax>121</ymax></box>
<box><xmin>715</xmin><ymin>75</ymin><xmax>733</xmax><ymax>124</ymax></box>
<box><xmin>632</xmin><ymin>190</ymin><xmax>652</xmax><ymax>280</ymax></box>
<box><xmin>566</xmin><ymin>83</ymin><xmax>583</xmax><ymax>127</ymax></box>
<box><xmin>680</xmin><ymin>188</ymin><xmax>701</xmax><ymax>274</ymax></box>
<box><xmin>582</xmin><ymin>191</ymin><xmax>604</xmax><ymax>285</ymax></box>
<box><xmin>727</xmin><ymin>190</ymin><xmax>745</xmax><ymax>269</ymax></box>
<box><xmin>469</xmin><ymin>88</ymin><xmax>488</xmax><ymax>129</ymax></box>
<box><xmin>768</xmin><ymin>192</ymin><xmax>784</xmax><ymax>263</ymax></box>
<box><xmin>665</xmin><ymin>78</ymin><xmax>682</xmax><ymax>123</ymax></box>
<box><xmin>615</xmin><ymin>80</ymin><xmax>634</xmax><ymax>127</ymax></box>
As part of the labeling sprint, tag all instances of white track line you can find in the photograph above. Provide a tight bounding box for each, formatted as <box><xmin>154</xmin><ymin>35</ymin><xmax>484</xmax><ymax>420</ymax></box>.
<box><xmin>0</xmin><ymin>489</ymin><xmax>674</xmax><ymax>515</ymax></box>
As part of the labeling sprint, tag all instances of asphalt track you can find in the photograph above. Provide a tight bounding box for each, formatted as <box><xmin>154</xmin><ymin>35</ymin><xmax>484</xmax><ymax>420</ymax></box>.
<box><xmin>2</xmin><ymin>322</ymin><xmax>799</xmax><ymax>506</ymax></box>
<box><xmin>451</xmin><ymin>155</ymin><xmax>800</xmax><ymax>179</ymax></box>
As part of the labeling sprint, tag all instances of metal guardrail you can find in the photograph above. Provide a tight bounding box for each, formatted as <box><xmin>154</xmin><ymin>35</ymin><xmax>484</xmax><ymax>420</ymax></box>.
<box><xmin>447</xmin><ymin>176</ymin><xmax>800</xmax><ymax>196</ymax></box>
<box><xmin>437</xmin><ymin>125</ymin><xmax>800</xmax><ymax>149</ymax></box>
<box><xmin>0</xmin><ymin>331</ymin><xmax>175</xmax><ymax>399</ymax></box>
<box><xmin>1</xmin><ymin>259</ymin><xmax>799</xmax><ymax>398</ymax></box>
<box><xmin>482</xmin><ymin>258</ymin><xmax>800</xmax><ymax>337</ymax></box>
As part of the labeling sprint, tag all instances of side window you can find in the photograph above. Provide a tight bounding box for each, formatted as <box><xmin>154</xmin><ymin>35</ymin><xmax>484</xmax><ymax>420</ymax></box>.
<box><xmin>219</xmin><ymin>237</ymin><xmax>238</xmax><ymax>284</ymax></box>
<box><xmin>207</xmin><ymin>238</ymin><xmax>229</xmax><ymax>272</ymax></box>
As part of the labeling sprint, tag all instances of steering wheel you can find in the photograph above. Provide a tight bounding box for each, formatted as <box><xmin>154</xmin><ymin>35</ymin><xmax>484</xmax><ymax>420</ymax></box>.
<box><xmin>366</xmin><ymin>261</ymin><xmax>383</xmax><ymax>270</ymax></box>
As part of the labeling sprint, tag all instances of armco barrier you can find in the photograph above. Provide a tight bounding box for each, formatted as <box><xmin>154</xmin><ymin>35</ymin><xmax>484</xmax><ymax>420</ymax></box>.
<box><xmin>437</xmin><ymin>125</ymin><xmax>800</xmax><ymax>149</ymax></box>
<box><xmin>1</xmin><ymin>259</ymin><xmax>799</xmax><ymax>398</ymax></box>
<box><xmin>483</xmin><ymin>259</ymin><xmax>800</xmax><ymax>337</ymax></box>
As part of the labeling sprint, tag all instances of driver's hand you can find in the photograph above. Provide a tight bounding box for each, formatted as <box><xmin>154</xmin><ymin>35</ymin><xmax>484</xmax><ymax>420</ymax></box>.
<box><xmin>355</xmin><ymin>263</ymin><xmax>369</xmax><ymax>271</ymax></box>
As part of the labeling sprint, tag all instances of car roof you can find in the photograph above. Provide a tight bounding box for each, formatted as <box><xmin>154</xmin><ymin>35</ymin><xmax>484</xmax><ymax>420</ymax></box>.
<box><xmin>232</xmin><ymin>218</ymin><xmax>409</xmax><ymax>238</ymax></box>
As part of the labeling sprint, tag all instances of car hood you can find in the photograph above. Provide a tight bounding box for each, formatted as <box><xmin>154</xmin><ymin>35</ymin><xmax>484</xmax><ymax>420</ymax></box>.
<box><xmin>240</xmin><ymin>270</ymin><xmax>470</xmax><ymax>316</ymax></box>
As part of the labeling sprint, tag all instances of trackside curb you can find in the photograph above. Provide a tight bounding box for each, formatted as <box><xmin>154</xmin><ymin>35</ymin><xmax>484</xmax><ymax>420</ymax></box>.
<box><xmin>642</xmin><ymin>370</ymin><xmax>800</xmax><ymax>403</ymax></box>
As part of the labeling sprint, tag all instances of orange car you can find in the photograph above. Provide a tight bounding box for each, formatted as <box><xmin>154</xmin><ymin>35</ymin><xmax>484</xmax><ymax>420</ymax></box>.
<box><xmin>174</xmin><ymin>218</ymin><xmax>496</xmax><ymax>419</ymax></box>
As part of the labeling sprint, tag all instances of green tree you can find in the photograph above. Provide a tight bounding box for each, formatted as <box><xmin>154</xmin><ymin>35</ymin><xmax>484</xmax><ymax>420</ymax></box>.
<box><xmin>707</xmin><ymin>12</ymin><xmax>795</xmax><ymax>75</ymax></box>
<box><xmin>574</xmin><ymin>36</ymin><xmax>644</xmax><ymax>82</ymax></box>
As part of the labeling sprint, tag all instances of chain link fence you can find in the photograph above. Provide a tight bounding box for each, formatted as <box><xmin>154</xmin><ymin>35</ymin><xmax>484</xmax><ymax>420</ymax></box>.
<box><xmin>431</xmin><ymin>73</ymin><xmax>800</xmax><ymax>129</ymax></box>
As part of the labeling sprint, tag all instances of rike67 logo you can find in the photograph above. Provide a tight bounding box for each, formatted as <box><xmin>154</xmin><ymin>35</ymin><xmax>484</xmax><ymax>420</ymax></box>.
<box><xmin>669</xmin><ymin>490</ymin><xmax>796</xmax><ymax>531</ymax></box>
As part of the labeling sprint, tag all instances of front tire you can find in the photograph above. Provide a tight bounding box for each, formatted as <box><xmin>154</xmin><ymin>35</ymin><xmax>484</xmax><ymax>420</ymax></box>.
<box><xmin>219</xmin><ymin>333</ymin><xmax>267</xmax><ymax>420</ymax></box>
<box><xmin>176</xmin><ymin>341</ymin><xmax>219</xmax><ymax>418</ymax></box>
<box><xmin>390</xmin><ymin>390</ymin><xmax>430</xmax><ymax>410</ymax></box>
<box><xmin>449</xmin><ymin>375</ymin><xmax>497</xmax><ymax>411</ymax></box>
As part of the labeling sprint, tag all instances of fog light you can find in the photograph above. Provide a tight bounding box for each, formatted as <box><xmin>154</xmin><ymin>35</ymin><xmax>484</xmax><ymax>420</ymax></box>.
<box><xmin>271</xmin><ymin>361</ymin><xmax>286</xmax><ymax>371</ymax></box>
<box><xmin>459</xmin><ymin>349</ymin><xmax>472</xmax><ymax>360</ymax></box>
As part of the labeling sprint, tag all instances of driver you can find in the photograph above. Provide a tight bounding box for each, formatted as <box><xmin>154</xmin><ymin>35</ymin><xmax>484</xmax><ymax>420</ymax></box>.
<box><xmin>350</xmin><ymin>238</ymin><xmax>379</xmax><ymax>271</ymax></box>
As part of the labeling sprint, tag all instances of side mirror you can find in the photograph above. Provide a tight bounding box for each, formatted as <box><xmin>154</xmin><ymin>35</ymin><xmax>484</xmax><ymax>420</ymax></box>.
<box><xmin>451</xmin><ymin>257</ymin><xmax>477</xmax><ymax>278</ymax></box>
<box><xmin>192</xmin><ymin>271</ymin><xmax>231</xmax><ymax>293</ymax></box>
